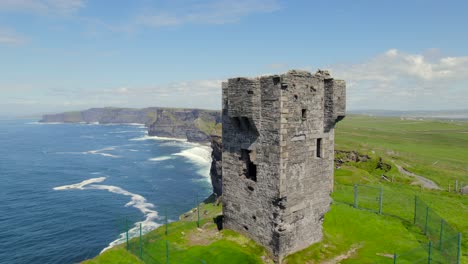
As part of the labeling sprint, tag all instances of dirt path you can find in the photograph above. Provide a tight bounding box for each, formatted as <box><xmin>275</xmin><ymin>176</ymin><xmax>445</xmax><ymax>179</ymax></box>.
<box><xmin>320</xmin><ymin>245</ymin><xmax>361</xmax><ymax>264</ymax></box>
<box><xmin>396</xmin><ymin>165</ymin><xmax>441</xmax><ymax>190</ymax></box>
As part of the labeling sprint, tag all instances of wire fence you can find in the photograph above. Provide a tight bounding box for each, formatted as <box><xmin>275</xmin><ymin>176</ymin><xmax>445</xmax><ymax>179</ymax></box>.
<box><xmin>333</xmin><ymin>184</ymin><xmax>463</xmax><ymax>264</ymax></box>
<box><xmin>104</xmin><ymin>193</ymin><xmax>227</xmax><ymax>264</ymax></box>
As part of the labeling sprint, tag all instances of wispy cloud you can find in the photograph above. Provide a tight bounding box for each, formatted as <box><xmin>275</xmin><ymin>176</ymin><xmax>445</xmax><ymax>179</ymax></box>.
<box><xmin>0</xmin><ymin>27</ymin><xmax>26</xmax><ymax>45</ymax></box>
<box><xmin>0</xmin><ymin>0</ymin><xmax>85</xmax><ymax>15</ymax></box>
<box><xmin>329</xmin><ymin>49</ymin><xmax>468</xmax><ymax>110</ymax></box>
<box><xmin>136</xmin><ymin>0</ymin><xmax>281</xmax><ymax>28</ymax></box>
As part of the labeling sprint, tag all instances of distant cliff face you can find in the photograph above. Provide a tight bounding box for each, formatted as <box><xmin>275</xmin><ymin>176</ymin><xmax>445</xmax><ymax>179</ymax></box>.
<box><xmin>147</xmin><ymin>109</ymin><xmax>221</xmax><ymax>142</ymax></box>
<box><xmin>40</xmin><ymin>107</ymin><xmax>221</xmax><ymax>143</ymax></box>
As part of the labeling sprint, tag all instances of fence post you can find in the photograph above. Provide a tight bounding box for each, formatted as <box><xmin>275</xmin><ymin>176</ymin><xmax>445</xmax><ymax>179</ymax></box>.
<box><xmin>165</xmin><ymin>208</ymin><xmax>168</xmax><ymax>236</ymax></box>
<box><xmin>393</xmin><ymin>253</ymin><xmax>397</xmax><ymax>264</ymax></box>
<box><xmin>424</xmin><ymin>206</ymin><xmax>429</xmax><ymax>235</ymax></box>
<box><xmin>414</xmin><ymin>196</ymin><xmax>417</xmax><ymax>224</ymax></box>
<box><xmin>379</xmin><ymin>186</ymin><xmax>383</xmax><ymax>214</ymax></box>
<box><xmin>455</xmin><ymin>180</ymin><xmax>458</xmax><ymax>193</ymax></box>
<box><xmin>427</xmin><ymin>241</ymin><xmax>432</xmax><ymax>264</ymax></box>
<box><xmin>139</xmin><ymin>223</ymin><xmax>142</xmax><ymax>259</ymax></box>
<box><xmin>457</xmin><ymin>233</ymin><xmax>462</xmax><ymax>264</ymax></box>
<box><xmin>166</xmin><ymin>240</ymin><xmax>169</xmax><ymax>264</ymax></box>
<box><xmin>353</xmin><ymin>184</ymin><xmax>358</xmax><ymax>208</ymax></box>
<box><xmin>196</xmin><ymin>194</ymin><xmax>201</xmax><ymax>228</ymax></box>
<box><xmin>439</xmin><ymin>219</ymin><xmax>444</xmax><ymax>250</ymax></box>
<box><xmin>126</xmin><ymin>217</ymin><xmax>129</xmax><ymax>250</ymax></box>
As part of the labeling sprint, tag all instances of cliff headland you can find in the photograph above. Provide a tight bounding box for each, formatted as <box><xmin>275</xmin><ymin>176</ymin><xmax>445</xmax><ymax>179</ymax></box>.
<box><xmin>40</xmin><ymin>107</ymin><xmax>221</xmax><ymax>143</ymax></box>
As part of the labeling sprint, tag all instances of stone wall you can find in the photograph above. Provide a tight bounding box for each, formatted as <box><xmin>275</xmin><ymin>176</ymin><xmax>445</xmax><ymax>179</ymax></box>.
<box><xmin>222</xmin><ymin>70</ymin><xmax>346</xmax><ymax>263</ymax></box>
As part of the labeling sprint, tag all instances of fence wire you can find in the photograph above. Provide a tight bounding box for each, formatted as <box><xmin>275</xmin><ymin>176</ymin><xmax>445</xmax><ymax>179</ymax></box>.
<box><xmin>333</xmin><ymin>184</ymin><xmax>462</xmax><ymax>264</ymax></box>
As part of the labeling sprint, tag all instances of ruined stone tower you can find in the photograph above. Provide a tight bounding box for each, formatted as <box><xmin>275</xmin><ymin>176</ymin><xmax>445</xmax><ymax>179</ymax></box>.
<box><xmin>222</xmin><ymin>70</ymin><xmax>346</xmax><ymax>262</ymax></box>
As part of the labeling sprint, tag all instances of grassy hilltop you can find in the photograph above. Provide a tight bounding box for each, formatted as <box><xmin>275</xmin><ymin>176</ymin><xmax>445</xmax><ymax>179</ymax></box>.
<box><xmin>84</xmin><ymin>115</ymin><xmax>467</xmax><ymax>264</ymax></box>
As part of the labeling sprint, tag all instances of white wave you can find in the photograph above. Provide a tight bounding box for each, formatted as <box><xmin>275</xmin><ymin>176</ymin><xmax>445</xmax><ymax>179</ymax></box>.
<box><xmin>84</xmin><ymin>147</ymin><xmax>120</xmax><ymax>158</ymax></box>
<box><xmin>53</xmin><ymin>177</ymin><xmax>161</xmax><ymax>253</ymax></box>
<box><xmin>29</xmin><ymin>122</ymin><xmax>64</xmax><ymax>125</ymax></box>
<box><xmin>53</xmin><ymin>177</ymin><xmax>106</xmax><ymax>190</ymax></box>
<box><xmin>173</xmin><ymin>145</ymin><xmax>211</xmax><ymax>165</ymax></box>
<box><xmin>129</xmin><ymin>149</ymin><xmax>139</xmax><ymax>152</ymax></box>
<box><xmin>148</xmin><ymin>156</ymin><xmax>173</xmax><ymax>162</ymax></box>
<box><xmin>109</xmin><ymin>131</ymin><xmax>144</xmax><ymax>134</ymax></box>
<box><xmin>130</xmin><ymin>135</ymin><xmax>187</xmax><ymax>142</ymax></box>
<box><xmin>172</xmin><ymin>145</ymin><xmax>212</xmax><ymax>179</ymax></box>
<box><xmin>101</xmin><ymin>123</ymin><xmax>145</xmax><ymax>127</ymax></box>
<box><xmin>80</xmin><ymin>135</ymin><xmax>95</xmax><ymax>139</ymax></box>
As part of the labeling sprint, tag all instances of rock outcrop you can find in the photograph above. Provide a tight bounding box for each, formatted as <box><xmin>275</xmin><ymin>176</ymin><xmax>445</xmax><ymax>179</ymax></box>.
<box><xmin>209</xmin><ymin>135</ymin><xmax>223</xmax><ymax>196</ymax></box>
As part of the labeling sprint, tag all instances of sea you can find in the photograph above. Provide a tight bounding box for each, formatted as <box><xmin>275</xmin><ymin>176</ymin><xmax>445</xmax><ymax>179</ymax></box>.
<box><xmin>0</xmin><ymin>119</ymin><xmax>213</xmax><ymax>264</ymax></box>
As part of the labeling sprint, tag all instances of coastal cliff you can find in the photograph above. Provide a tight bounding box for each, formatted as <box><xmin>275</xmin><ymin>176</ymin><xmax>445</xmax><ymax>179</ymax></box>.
<box><xmin>210</xmin><ymin>135</ymin><xmax>223</xmax><ymax>196</ymax></box>
<box><xmin>40</xmin><ymin>107</ymin><xmax>221</xmax><ymax>143</ymax></box>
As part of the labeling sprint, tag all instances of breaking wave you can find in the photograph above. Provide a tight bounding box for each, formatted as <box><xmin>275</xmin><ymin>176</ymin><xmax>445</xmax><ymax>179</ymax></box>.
<box><xmin>148</xmin><ymin>156</ymin><xmax>173</xmax><ymax>162</ymax></box>
<box><xmin>173</xmin><ymin>145</ymin><xmax>212</xmax><ymax>179</ymax></box>
<box><xmin>53</xmin><ymin>176</ymin><xmax>161</xmax><ymax>253</ymax></box>
<box><xmin>84</xmin><ymin>147</ymin><xmax>120</xmax><ymax>158</ymax></box>
<box><xmin>130</xmin><ymin>135</ymin><xmax>187</xmax><ymax>142</ymax></box>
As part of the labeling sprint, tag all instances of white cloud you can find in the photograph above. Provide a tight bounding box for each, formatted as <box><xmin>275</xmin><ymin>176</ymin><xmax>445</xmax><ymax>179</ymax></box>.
<box><xmin>0</xmin><ymin>0</ymin><xmax>85</xmax><ymax>15</ymax></box>
<box><xmin>330</xmin><ymin>49</ymin><xmax>468</xmax><ymax>110</ymax></box>
<box><xmin>0</xmin><ymin>79</ymin><xmax>224</xmax><ymax>115</ymax></box>
<box><xmin>136</xmin><ymin>0</ymin><xmax>280</xmax><ymax>28</ymax></box>
<box><xmin>0</xmin><ymin>27</ymin><xmax>26</xmax><ymax>45</ymax></box>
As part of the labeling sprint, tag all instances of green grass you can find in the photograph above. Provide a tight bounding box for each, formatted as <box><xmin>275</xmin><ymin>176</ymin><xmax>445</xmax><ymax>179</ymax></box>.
<box><xmin>84</xmin><ymin>200</ymin><xmax>271</xmax><ymax>264</ymax></box>
<box><xmin>335</xmin><ymin>115</ymin><xmax>468</xmax><ymax>187</ymax></box>
<box><xmin>84</xmin><ymin>115</ymin><xmax>467</xmax><ymax>263</ymax></box>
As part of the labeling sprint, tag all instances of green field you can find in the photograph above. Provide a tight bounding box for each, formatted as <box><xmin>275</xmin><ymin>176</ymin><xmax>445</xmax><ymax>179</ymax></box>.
<box><xmin>84</xmin><ymin>115</ymin><xmax>468</xmax><ymax>263</ymax></box>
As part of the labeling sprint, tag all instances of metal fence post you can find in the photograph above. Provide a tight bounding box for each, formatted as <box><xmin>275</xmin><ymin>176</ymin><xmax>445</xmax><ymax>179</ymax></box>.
<box><xmin>353</xmin><ymin>184</ymin><xmax>358</xmax><ymax>208</ymax></box>
<box><xmin>414</xmin><ymin>196</ymin><xmax>417</xmax><ymax>225</ymax></box>
<box><xmin>393</xmin><ymin>253</ymin><xmax>397</xmax><ymax>264</ymax></box>
<box><xmin>139</xmin><ymin>223</ymin><xmax>142</xmax><ymax>259</ymax></box>
<box><xmin>379</xmin><ymin>186</ymin><xmax>383</xmax><ymax>214</ymax></box>
<box><xmin>126</xmin><ymin>217</ymin><xmax>129</xmax><ymax>250</ymax></box>
<box><xmin>428</xmin><ymin>241</ymin><xmax>432</xmax><ymax>264</ymax></box>
<box><xmin>165</xmin><ymin>208</ymin><xmax>168</xmax><ymax>236</ymax></box>
<box><xmin>196</xmin><ymin>194</ymin><xmax>200</xmax><ymax>228</ymax></box>
<box><xmin>439</xmin><ymin>219</ymin><xmax>444</xmax><ymax>250</ymax></box>
<box><xmin>424</xmin><ymin>206</ymin><xmax>429</xmax><ymax>235</ymax></box>
<box><xmin>457</xmin><ymin>233</ymin><xmax>462</xmax><ymax>264</ymax></box>
<box><xmin>166</xmin><ymin>240</ymin><xmax>169</xmax><ymax>264</ymax></box>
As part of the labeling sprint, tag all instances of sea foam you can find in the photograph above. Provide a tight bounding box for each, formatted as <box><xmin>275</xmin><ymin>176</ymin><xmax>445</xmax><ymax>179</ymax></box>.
<box><xmin>148</xmin><ymin>156</ymin><xmax>173</xmax><ymax>162</ymax></box>
<box><xmin>53</xmin><ymin>176</ymin><xmax>161</xmax><ymax>253</ymax></box>
<box><xmin>173</xmin><ymin>145</ymin><xmax>212</xmax><ymax>179</ymax></box>
<box><xmin>84</xmin><ymin>147</ymin><xmax>120</xmax><ymax>158</ymax></box>
<box><xmin>130</xmin><ymin>135</ymin><xmax>188</xmax><ymax>142</ymax></box>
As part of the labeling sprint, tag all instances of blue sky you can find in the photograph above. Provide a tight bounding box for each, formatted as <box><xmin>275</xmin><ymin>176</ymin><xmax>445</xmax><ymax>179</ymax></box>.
<box><xmin>1</xmin><ymin>0</ymin><xmax>467</xmax><ymax>116</ymax></box>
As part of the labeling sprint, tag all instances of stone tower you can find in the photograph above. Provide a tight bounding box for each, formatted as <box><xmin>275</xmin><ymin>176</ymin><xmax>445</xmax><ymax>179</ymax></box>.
<box><xmin>221</xmin><ymin>70</ymin><xmax>346</xmax><ymax>262</ymax></box>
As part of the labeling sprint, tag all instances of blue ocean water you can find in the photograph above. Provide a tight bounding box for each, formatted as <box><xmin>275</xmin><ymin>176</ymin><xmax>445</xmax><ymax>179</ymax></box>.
<box><xmin>0</xmin><ymin>120</ymin><xmax>212</xmax><ymax>264</ymax></box>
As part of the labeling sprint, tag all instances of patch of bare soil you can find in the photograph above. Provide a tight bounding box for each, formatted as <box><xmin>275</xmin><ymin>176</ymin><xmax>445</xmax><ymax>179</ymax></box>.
<box><xmin>186</xmin><ymin>223</ymin><xmax>220</xmax><ymax>246</ymax></box>
<box><xmin>320</xmin><ymin>244</ymin><xmax>362</xmax><ymax>264</ymax></box>
<box><xmin>396</xmin><ymin>165</ymin><xmax>441</xmax><ymax>190</ymax></box>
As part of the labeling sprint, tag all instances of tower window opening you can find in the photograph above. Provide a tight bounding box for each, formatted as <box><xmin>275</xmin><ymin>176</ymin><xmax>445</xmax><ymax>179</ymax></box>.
<box><xmin>241</xmin><ymin>149</ymin><xmax>257</xmax><ymax>181</ymax></box>
<box><xmin>301</xmin><ymin>109</ymin><xmax>307</xmax><ymax>121</ymax></box>
<box><xmin>316</xmin><ymin>138</ymin><xmax>322</xmax><ymax>158</ymax></box>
